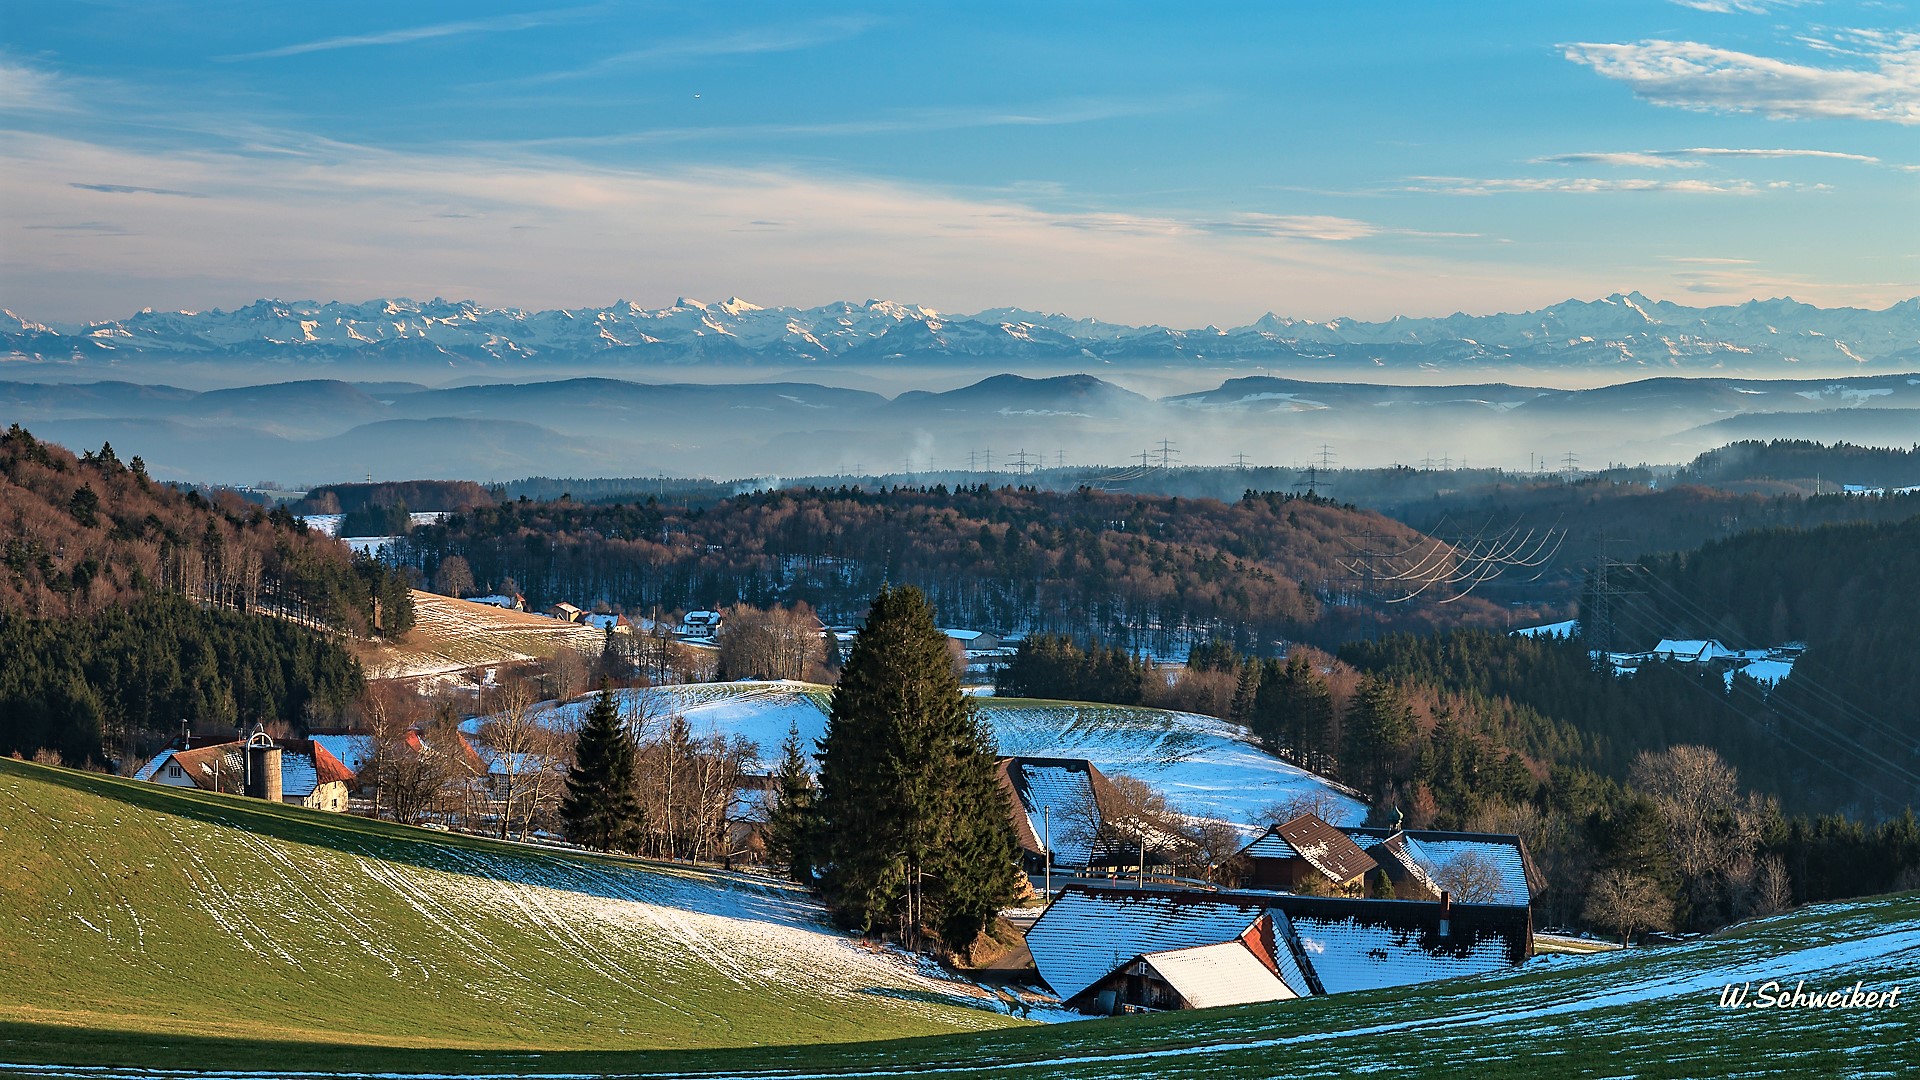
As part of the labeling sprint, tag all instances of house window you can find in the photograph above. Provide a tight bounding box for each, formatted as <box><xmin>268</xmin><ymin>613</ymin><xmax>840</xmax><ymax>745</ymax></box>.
<box><xmin>167</xmin><ymin>764</ymin><xmax>182</xmax><ymax>778</ymax></box>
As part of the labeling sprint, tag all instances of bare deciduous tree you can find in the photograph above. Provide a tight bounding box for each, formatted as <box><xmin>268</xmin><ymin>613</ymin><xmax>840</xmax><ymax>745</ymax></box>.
<box><xmin>715</xmin><ymin>603</ymin><xmax>825</xmax><ymax>681</ymax></box>
<box><xmin>1434</xmin><ymin>850</ymin><xmax>1506</xmax><ymax>903</ymax></box>
<box><xmin>1584</xmin><ymin>868</ymin><xmax>1673</xmax><ymax>945</ymax></box>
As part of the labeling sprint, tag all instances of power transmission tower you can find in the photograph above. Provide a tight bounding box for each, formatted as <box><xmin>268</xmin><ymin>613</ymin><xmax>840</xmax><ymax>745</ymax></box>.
<box><xmin>1562</xmin><ymin>450</ymin><xmax>1580</xmax><ymax>473</ymax></box>
<box><xmin>1233</xmin><ymin>451</ymin><xmax>1251</xmax><ymax>470</ymax></box>
<box><xmin>1010</xmin><ymin>448</ymin><xmax>1036</xmax><ymax>476</ymax></box>
<box><xmin>1586</xmin><ymin>540</ymin><xmax>1644</xmax><ymax>653</ymax></box>
<box><xmin>1155</xmin><ymin>439</ymin><xmax>1179</xmax><ymax>469</ymax></box>
<box><xmin>1056</xmin><ymin>449</ymin><xmax>1066</xmax><ymax>470</ymax></box>
<box><xmin>1138</xmin><ymin>449</ymin><xmax>1153</xmax><ymax>468</ymax></box>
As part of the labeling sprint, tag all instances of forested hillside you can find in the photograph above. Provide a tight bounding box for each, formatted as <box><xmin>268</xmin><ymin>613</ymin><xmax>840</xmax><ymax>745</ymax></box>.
<box><xmin>1338</xmin><ymin>509</ymin><xmax>1920</xmax><ymax>820</ymax></box>
<box><xmin>1</xmin><ymin>426</ymin><xmax>411</xmax><ymax>632</ymax></box>
<box><xmin>0</xmin><ymin>428</ymin><xmax>402</xmax><ymax>767</ymax></box>
<box><xmin>398</xmin><ymin>486</ymin><xmax>1527</xmax><ymax>649</ymax></box>
<box><xmin>1677</xmin><ymin>439</ymin><xmax>1920</xmax><ymax>490</ymax></box>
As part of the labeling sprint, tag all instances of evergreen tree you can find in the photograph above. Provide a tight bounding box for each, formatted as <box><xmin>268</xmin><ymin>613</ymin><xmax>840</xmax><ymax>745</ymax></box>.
<box><xmin>1343</xmin><ymin>675</ymin><xmax>1418</xmax><ymax>794</ymax></box>
<box><xmin>763</xmin><ymin>719</ymin><xmax>816</xmax><ymax>883</ymax></box>
<box><xmin>561</xmin><ymin>683</ymin><xmax>642</xmax><ymax>852</ymax></box>
<box><xmin>813</xmin><ymin>585</ymin><xmax>1019</xmax><ymax>953</ymax></box>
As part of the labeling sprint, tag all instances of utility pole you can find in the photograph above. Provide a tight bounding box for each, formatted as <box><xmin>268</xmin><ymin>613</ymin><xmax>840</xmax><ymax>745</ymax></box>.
<box><xmin>1043</xmin><ymin>805</ymin><xmax>1051</xmax><ymax>898</ymax></box>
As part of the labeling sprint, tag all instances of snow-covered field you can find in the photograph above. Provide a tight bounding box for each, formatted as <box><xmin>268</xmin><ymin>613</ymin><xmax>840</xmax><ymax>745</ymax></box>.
<box><xmin>492</xmin><ymin>682</ymin><xmax>1365</xmax><ymax>829</ymax></box>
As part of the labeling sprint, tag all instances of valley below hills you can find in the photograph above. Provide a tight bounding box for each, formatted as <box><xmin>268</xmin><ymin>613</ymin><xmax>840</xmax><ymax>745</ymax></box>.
<box><xmin>9</xmin><ymin>367</ymin><xmax>1920</xmax><ymax>484</ymax></box>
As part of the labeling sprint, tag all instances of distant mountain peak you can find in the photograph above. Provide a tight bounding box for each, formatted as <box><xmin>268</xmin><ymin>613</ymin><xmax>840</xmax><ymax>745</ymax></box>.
<box><xmin>5</xmin><ymin>293</ymin><xmax>1916</xmax><ymax>371</ymax></box>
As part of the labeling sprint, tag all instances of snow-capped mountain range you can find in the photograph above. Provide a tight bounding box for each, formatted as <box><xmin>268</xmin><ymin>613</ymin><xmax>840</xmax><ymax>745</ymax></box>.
<box><xmin>5</xmin><ymin>292</ymin><xmax>1918</xmax><ymax>369</ymax></box>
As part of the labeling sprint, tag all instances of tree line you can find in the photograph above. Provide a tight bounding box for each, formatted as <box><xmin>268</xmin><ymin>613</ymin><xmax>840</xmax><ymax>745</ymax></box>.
<box><xmin>0</xmin><ymin>594</ymin><xmax>364</xmax><ymax>769</ymax></box>
<box><xmin>390</xmin><ymin>484</ymin><xmax>1521</xmax><ymax>657</ymax></box>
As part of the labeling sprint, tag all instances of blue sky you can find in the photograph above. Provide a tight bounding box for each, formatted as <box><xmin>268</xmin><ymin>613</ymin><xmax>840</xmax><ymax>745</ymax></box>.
<box><xmin>2</xmin><ymin>0</ymin><xmax>1916</xmax><ymax>324</ymax></box>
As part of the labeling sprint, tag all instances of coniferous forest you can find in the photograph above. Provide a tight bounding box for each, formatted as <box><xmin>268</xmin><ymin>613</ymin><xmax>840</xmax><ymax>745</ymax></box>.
<box><xmin>0</xmin><ymin>427</ymin><xmax>403</xmax><ymax>767</ymax></box>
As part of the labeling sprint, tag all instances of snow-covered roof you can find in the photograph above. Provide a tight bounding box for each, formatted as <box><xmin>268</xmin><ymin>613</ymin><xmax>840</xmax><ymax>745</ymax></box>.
<box><xmin>1031</xmin><ymin>887</ymin><xmax>1531</xmax><ymax>1004</ymax></box>
<box><xmin>1239</xmin><ymin>830</ymin><xmax>1299</xmax><ymax>860</ymax></box>
<box><xmin>309</xmin><ymin>733</ymin><xmax>374</xmax><ymax>775</ymax></box>
<box><xmin>1347</xmin><ymin>829</ymin><xmax>1536</xmax><ymax>906</ymax></box>
<box><xmin>941</xmin><ymin>628</ymin><xmax>984</xmax><ymax>641</ymax></box>
<box><xmin>1008</xmin><ymin>759</ymin><xmax>1104</xmax><ymax>866</ymax></box>
<box><xmin>1139</xmin><ymin>941</ymin><xmax>1299</xmax><ymax>1009</ymax></box>
<box><xmin>1652</xmin><ymin>638</ymin><xmax>1732</xmax><ymax>662</ymax></box>
<box><xmin>1027</xmin><ymin>888</ymin><xmax>1270</xmax><ymax>1002</ymax></box>
<box><xmin>1290</xmin><ymin>914</ymin><xmax>1515</xmax><ymax>994</ymax></box>
<box><xmin>133</xmin><ymin>749</ymin><xmax>175</xmax><ymax>782</ymax></box>
<box><xmin>579</xmin><ymin>613</ymin><xmax>627</xmax><ymax>632</ymax></box>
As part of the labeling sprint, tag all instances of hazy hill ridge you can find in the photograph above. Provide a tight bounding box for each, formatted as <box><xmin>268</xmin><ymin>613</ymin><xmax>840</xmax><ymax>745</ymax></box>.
<box><xmin>7</xmin><ymin>292</ymin><xmax>1918</xmax><ymax>369</ymax></box>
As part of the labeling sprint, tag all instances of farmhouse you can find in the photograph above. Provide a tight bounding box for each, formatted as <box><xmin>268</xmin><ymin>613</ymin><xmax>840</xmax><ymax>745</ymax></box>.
<box><xmin>1343</xmin><ymin>827</ymin><xmax>1542</xmax><ymax>908</ymax></box>
<box><xmin>997</xmin><ymin>755</ymin><xmax>1197</xmax><ymax>876</ymax></box>
<box><xmin>1026</xmin><ymin>884</ymin><xmax>1532</xmax><ymax>1013</ymax></box>
<box><xmin>1234</xmin><ymin>813</ymin><xmax>1379</xmax><ymax>894</ymax></box>
<box><xmin>464</xmin><ymin>592</ymin><xmax>528</xmax><ymax>612</ymax></box>
<box><xmin>940</xmin><ymin>627</ymin><xmax>1003</xmax><ymax>652</ymax></box>
<box><xmin>136</xmin><ymin>737</ymin><xmax>355</xmax><ymax>812</ymax></box>
<box><xmin>1652</xmin><ymin>638</ymin><xmax>1733</xmax><ymax>664</ymax></box>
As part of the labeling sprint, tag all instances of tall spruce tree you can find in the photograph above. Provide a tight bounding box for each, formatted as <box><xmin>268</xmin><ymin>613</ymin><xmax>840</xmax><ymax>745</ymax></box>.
<box><xmin>763</xmin><ymin>719</ymin><xmax>816</xmax><ymax>884</ymax></box>
<box><xmin>813</xmin><ymin>585</ymin><xmax>1019</xmax><ymax>953</ymax></box>
<box><xmin>561</xmin><ymin>682</ymin><xmax>642</xmax><ymax>852</ymax></box>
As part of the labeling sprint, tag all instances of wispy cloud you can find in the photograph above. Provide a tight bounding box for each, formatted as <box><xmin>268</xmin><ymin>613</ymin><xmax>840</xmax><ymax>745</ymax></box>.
<box><xmin>0</xmin><ymin>59</ymin><xmax>75</xmax><ymax>113</ymax></box>
<box><xmin>1403</xmin><ymin>175</ymin><xmax>1825</xmax><ymax>195</ymax></box>
<box><xmin>1565</xmin><ymin>31</ymin><xmax>1920</xmax><ymax>124</ymax></box>
<box><xmin>71</xmin><ymin>182</ymin><xmax>208</xmax><ymax>198</ymax></box>
<box><xmin>509</xmin><ymin>17</ymin><xmax>878</xmax><ymax>84</ymax></box>
<box><xmin>487</xmin><ymin>95</ymin><xmax>1192</xmax><ymax>150</ymax></box>
<box><xmin>1669</xmin><ymin>1</ymin><xmax>1807</xmax><ymax>14</ymax></box>
<box><xmin>1537</xmin><ymin>147</ymin><xmax>1883</xmax><ymax>168</ymax></box>
<box><xmin>219</xmin><ymin>7</ymin><xmax>599</xmax><ymax>62</ymax></box>
<box><xmin>0</xmin><ymin>131</ymin><xmax>1557</xmax><ymax>325</ymax></box>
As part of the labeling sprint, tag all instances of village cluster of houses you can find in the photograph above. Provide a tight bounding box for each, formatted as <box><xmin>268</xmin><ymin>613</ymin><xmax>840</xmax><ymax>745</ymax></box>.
<box><xmin>134</xmin><ymin>723</ymin><xmax>539</xmax><ymax>824</ymax></box>
<box><xmin>1000</xmin><ymin>754</ymin><xmax>1540</xmax><ymax>1013</ymax></box>
<box><xmin>465</xmin><ymin>591</ymin><xmax>1014</xmax><ymax>675</ymax></box>
<box><xmin>134</xmin><ymin>697</ymin><xmax>1539</xmax><ymax>1016</ymax></box>
<box><xmin>1514</xmin><ymin>622</ymin><xmax>1802</xmax><ymax>689</ymax></box>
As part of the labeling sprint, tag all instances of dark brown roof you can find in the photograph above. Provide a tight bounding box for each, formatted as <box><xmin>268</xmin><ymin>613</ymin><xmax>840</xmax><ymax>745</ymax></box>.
<box><xmin>1276</xmin><ymin>813</ymin><xmax>1379</xmax><ymax>885</ymax></box>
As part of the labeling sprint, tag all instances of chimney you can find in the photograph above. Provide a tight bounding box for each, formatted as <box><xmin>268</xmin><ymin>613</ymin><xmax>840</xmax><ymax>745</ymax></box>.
<box><xmin>1438</xmin><ymin>890</ymin><xmax>1452</xmax><ymax>938</ymax></box>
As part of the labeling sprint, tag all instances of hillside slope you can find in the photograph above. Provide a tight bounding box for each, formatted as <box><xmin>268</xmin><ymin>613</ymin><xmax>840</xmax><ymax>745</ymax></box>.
<box><xmin>0</xmin><ymin>759</ymin><xmax>1022</xmax><ymax>1063</ymax></box>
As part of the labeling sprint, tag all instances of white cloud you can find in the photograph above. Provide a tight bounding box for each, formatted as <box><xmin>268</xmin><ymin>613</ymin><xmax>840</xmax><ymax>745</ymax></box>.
<box><xmin>220</xmin><ymin>7</ymin><xmax>599</xmax><ymax>62</ymax></box>
<box><xmin>1668</xmin><ymin>1</ymin><xmax>1806</xmax><ymax>13</ymax></box>
<box><xmin>1402</xmin><ymin>175</ymin><xmax>1821</xmax><ymax>195</ymax></box>
<box><xmin>1537</xmin><ymin>147</ymin><xmax>1882</xmax><ymax>168</ymax></box>
<box><xmin>0</xmin><ymin>59</ymin><xmax>73</xmax><ymax>113</ymax></box>
<box><xmin>1565</xmin><ymin>32</ymin><xmax>1920</xmax><ymax>124</ymax></box>
<box><xmin>0</xmin><ymin>132</ymin><xmax>1568</xmax><ymax>325</ymax></box>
